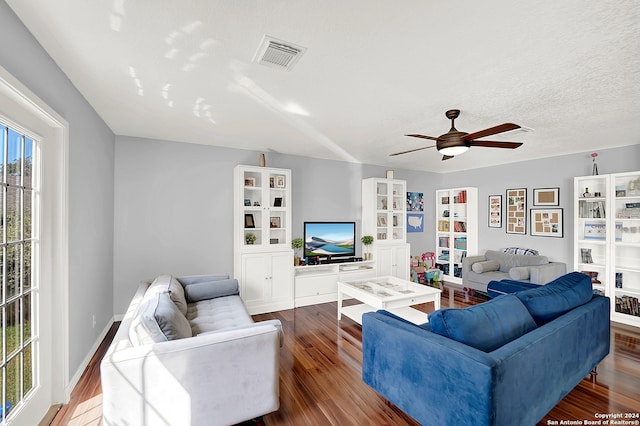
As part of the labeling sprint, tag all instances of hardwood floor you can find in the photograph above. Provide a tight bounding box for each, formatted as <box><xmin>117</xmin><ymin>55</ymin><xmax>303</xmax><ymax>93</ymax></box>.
<box><xmin>50</xmin><ymin>288</ymin><xmax>640</xmax><ymax>425</ymax></box>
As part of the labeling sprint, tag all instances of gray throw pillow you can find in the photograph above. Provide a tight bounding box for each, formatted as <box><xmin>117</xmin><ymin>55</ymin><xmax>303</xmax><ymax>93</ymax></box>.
<box><xmin>148</xmin><ymin>274</ymin><xmax>188</xmax><ymax>315</ymax></box>
<box><xmin>130</xmin><ymin>291</ymin><xmax>192</xmax><ymax>344</ymax></box>
<box><xmin>509</xmin><ymin>266</ymin><xmax>531</xmax><ymax>280</ymax></box>
<box><xmin>184</xmin><ymin>278</ymin><xmax>240</xmax><ymax>303</ymax></box>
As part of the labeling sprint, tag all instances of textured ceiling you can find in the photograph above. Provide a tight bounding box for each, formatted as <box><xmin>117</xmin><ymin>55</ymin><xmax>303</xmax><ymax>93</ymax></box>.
<box><xmin>6</xmin><ymin>0</ymin><xmax>640</xmax><ymax>172</ymax></box>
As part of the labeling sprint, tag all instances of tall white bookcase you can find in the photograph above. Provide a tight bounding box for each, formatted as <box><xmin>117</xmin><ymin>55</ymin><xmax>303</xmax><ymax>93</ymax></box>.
<box><xmin>362</xmin><ymin>177</ymin><xmax>410</xmax><ymax>280</ymax></box>
<box><xmin>574</xmin><ymin>171</ymin><xmax>640</xmax><ymax>328</ymax></box>
<box><xmin>435</xmin><ymin>187</ymin><xmax>478</xmax><ymax>284</ymax></box>
<box><xmin>233</xmin><ymin>165</ymin><xmax>294</xmax><ymax>314</ymax></box>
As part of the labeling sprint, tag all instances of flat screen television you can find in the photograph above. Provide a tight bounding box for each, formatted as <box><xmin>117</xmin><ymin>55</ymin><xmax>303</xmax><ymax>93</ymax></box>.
<box><xmin>303</xmin><ymin>221</ymin><xmax>356</xmax><ymax>259</ymax></box>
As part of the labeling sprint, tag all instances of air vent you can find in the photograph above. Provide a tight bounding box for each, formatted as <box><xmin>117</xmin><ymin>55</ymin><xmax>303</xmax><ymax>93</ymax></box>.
<box><xmin>253</xmin><ymin>35</ymin><xmax>306</xmax><ymax>71</ymax></box>
<box><xmin>495</xmin><ymin>126</ymin><xmax>534</xmax><ymax>140</ymax></box>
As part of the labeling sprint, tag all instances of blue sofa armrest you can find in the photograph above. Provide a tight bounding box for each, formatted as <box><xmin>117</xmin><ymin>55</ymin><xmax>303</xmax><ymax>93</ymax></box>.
<box><xmin>362</xmin><ymin>310</ymin><xmax>498</xmax><ymax>426</ymax></box>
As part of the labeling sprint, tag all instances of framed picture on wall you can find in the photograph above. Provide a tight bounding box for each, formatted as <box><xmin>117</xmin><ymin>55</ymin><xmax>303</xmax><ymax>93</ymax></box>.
<box><xmin>506</xmin><ymin>188</ymin><xmax>527</xmax><ymax>234</ymax></box>
<box><xmin>533</xmin><ymin>187</ymin><xmax>560</xmax><ymax>206</ymax></box>
<box><xmin>488</xmin><ymin>195</ymin><xmax>502</xmax><ymax>228</ymax></box>
<box><xmin>530</xmin><ymin>208</ymin><xmax>564</xmax><ymax>237</ymax></box>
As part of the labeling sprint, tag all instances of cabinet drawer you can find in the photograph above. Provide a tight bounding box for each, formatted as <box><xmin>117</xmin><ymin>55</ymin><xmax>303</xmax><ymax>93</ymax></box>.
<box><xmin>295</xmin><ymin>274</ymin><xmax>338</xmax><ymax>297</ymax></box>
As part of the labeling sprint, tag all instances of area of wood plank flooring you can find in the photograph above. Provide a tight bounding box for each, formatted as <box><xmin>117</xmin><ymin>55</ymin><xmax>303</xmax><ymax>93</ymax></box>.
<box><xmin>50</xmin><ymin>288</ymin><xmax>640</xmax><ymax>425</ymax></box>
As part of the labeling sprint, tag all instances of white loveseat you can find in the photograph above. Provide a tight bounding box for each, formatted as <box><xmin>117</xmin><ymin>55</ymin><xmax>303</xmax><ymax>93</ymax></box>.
<box><xmin>101</xmin><ymin>274</ymin><xmax>282</xmax><ymax>426</ymax></box>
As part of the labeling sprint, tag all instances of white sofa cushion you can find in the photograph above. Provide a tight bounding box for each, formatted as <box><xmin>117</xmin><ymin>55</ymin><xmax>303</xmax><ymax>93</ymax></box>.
<box><xmin>187</xmin><ymin>295</ymin><xmax>254</xmax><ymax>335</ymax></box>
<box><xmin>130</xmin><ymin>291</ymin><xmax>193</xmax><ymax>345</ymax></box>
<box><xmin>471</xmin><ymin>260</ymin><xmax>500</xmax><ymax>273</ymax></box>
<box><xmin>509</xmin><ymin>266</ymin><xmax>531</xmax><ymax>280</ymax></box>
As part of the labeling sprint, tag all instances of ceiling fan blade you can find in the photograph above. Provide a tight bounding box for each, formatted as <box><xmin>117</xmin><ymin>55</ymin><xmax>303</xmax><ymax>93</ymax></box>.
<box><xmin>389</xmin><ymin>145</ymin><xmax>436</xmax><ymax>156</ymax></box>
<box><xmin>442</xmin><ymin>155</ymin><xmax>454</xmax><ymax>161</ymax></box>
<box><xmin>405</xmin><ymin>134</ymin><xmax>441</xmax><ymax>141</ymax></box>
<box><xmin>464</xmin><ymin>123</ymin><xmax>520</xmax><ymax>141</ymax></box>
<box><xmin>469</xmin><ymin>140</ymin><xmax>523</xmax><ymax>149</ymax></box>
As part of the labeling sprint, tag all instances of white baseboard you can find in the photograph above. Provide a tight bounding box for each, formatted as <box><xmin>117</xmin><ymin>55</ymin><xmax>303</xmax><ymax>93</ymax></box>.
<box><xmin>64</xmin><ymin>317</ymin><xmax>115</xmax><ymax>398</ymax></box>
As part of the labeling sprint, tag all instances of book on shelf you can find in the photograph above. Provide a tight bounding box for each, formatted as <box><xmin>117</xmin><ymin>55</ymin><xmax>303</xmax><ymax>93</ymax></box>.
<box><xmin>453</xmin><ymin>221</ymin><xmax>466</xmax><ymax>232</ymax></box>
<box><xmin>438</xmin><ymin>236</ymin><xmax>450</xmax><ymax>247</ymax></box>
<box><xmin>438</xmin><ymin>220</ymin><xmax>450</xmax><ymax>232</ymax></box>
<box><xmin>615</xmin><ymin>295</ymin><xmax>639</xmax><ymax>317</ymax></box>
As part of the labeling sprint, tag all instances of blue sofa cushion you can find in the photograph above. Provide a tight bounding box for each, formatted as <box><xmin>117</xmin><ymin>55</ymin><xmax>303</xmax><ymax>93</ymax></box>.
<box><xmin>428</xmin><ymin>294</ymin><xmax>537</xmax><ymax>352</ymax></box>
<box><xmin>515</xmin><ymin>272</ymin><xmax>593</xmax><ymax>325</ymax></box>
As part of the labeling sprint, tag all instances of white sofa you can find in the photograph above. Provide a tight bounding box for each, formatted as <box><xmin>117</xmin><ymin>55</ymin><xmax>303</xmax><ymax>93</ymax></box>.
<box><xmin>462</xmin><ymin>249</ymin><xmax>567</xmax><ymax>293</ymax></box>
<box><xmin>101</xmin><ymin>274</ymin><xmax>282</xmax><ymax>426</ymax></box>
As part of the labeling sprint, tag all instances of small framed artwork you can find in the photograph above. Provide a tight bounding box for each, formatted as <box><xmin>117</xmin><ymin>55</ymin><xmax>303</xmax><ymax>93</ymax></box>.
<box><xmin>488</xmin><ymin>195</ymin><xmax>502</xmax><ymax>228</ymax></box>
<box><xmin>244</xmin><ymin>177</ymin><xmax>256</xmax><ymax>187</ymax></box>
<box><xmin>533</xmin><ymin>187</ymin><xmax>560</xmax><ymax>206</ymax></box>
<box><xmin>407</xmin><ymin>192</ymin><xmax>424</xmax><ymax>211</ymax></box>
<box><xmin>530</xmin><ymin>208</ymin><xmax>563</xmax><ymax>237</ymax></box>
<box><xmin>407</xmin><ymin>213</ymin><xmax>424</xmax><ymax>232</ymax></box>
<box><xmin>273</xmin><ymin>197</ymin><xmax>283</xmax><ymax>207</ymax></box>
<box><xmin>275</xmin><ymin>175</ymin><xmax>286</xmax><ymax>188</ymax></box>
<box><xmin>244</xmin><ymin>199</ymin><xmax>251</xmax><ymax>206</ymax></box>
<box><xmin>386</xmin><ymin>170</ymin><xmax>394</xmax><ymax>179</ymax></box>
<box><xmin>377</xmin><ymin>215</ymin><xmax>387</xmax><ymax>226</ymax></box>
<box><xmin>506</xmin><ymin>188</ymin><xmax>527</xmax><ymax>234</ymax></box>
<box><xmin>270</xmin><ymin>217</ymin><xmax>281</xmax><ymax>228</ymax></box>
<box><xmin>244</xmin><ymin>214</ymin><xmax>255</xmax><ymax>228</ymax></box>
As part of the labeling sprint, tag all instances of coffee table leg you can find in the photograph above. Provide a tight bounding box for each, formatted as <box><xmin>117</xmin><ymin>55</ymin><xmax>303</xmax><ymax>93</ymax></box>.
<box><xmin>337</xmin><ymin>290</ymin><xmax>343</xmax><ymax>320</ymax></box>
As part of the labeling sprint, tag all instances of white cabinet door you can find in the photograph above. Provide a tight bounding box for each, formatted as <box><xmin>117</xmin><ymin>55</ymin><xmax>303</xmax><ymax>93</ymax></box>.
<box><xmin>269</xmin><ymin>251</ymin><xmax>294</xmax><ymax>301</ymax></box>
<box><xmin>375</xmin><ymin>244</ymin><xmax>410</xmax><ymax>280</ymax></box>
<box><xmin>240</xmin><ymin>253</ymin><xmax>269</xmax><ymax>305</ymax></box>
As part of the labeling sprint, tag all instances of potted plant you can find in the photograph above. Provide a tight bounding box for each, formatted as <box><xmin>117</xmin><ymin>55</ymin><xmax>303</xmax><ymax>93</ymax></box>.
<box><xmin>291</xmin><ymin>237</ymin><xmax>304</xmax><ymax>266</ymax></box>
<box><xmin>361</xmin><ymin>235</ymin><xmax>374</xmax><ymax>260</ymax></box>
<box><xmin>245</xmin><ymin>232</ymin><xmax>257</xmax><ymax>245</ymax></box>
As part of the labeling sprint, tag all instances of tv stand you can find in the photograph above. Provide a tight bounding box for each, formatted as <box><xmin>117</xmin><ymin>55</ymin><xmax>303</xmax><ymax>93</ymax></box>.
<box><xmin>294</xmin><ymin>260</ymin><xmax>376</xmax><ymax>307</ymax></box>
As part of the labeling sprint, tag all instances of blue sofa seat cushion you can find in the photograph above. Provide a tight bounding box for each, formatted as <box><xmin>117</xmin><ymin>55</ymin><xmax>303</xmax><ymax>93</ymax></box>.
<box><xmin>428</xmin><ymin>294</ymin><xmax>537</xmax><ymax>352</ymax></box>
<box><xmin>487</xmin><ymin>279</ymin><xmax>540</xmax><ymax>298</ymax></box>
<box><xmin>515</xmin><ymin>271</ymin><xmax>593</xmax><ymax>325</ymax></box>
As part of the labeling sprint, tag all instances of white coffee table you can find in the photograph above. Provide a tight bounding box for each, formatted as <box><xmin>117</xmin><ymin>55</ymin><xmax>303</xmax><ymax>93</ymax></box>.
<box><xmin>337</xmin><ymin>276</ymin><xmax>441</xmax><ymax>325</ymax></box>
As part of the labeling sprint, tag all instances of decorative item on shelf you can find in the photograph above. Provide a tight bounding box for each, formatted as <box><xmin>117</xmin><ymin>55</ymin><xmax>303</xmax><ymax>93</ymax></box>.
<box><xmin>421</xmin><ymin>251</ymin><xmax>435</xmax><ymax>268</ymax></box>
<box><xmin>361</xmin><ymin>235</ymin><xmax>374</xmax><ymax>260</ymax></box>
<box><xmin>258</xmin><ymin>153</ymin><xmax>266</xmax><ymax>167</ymax></box>
<box><xmin>291</xmin><ymin>237</ymin><xmax>304</xmax><ymax>266</ymax></box>
<box><xmin>591</xmin><ymin>152</ymin><xmax>598</xmax><ymax>175</ymax></box>
<box><xmin>581</xmin><ymin>270</ymin><xmax>601</xmax><ymax>284</ymax></box>
<box><xmin>386</xmin><ymin>170</ymin><xmax>394</xmax><ymax>179</ymax></box>
<box><xmin>580</xmin><ymin>248</ymin><xmax>593</xmax><ymax>264</ymax></box>
<box><xmin>245</xmin><ymin>232</ymin><xmax>257</xmax><ymax>245</ymax></box>
<box><xmin>583</xmin><ymin>188</ymin><xmax>591</xmax><ymax>198</ymax></box>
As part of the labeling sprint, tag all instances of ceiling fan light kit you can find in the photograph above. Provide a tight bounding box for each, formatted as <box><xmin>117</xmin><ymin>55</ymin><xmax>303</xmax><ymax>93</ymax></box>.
<box><xmin>392</xmin><ymin>109</ymin><xmax>523</xmax><ymax>161</ymax></box>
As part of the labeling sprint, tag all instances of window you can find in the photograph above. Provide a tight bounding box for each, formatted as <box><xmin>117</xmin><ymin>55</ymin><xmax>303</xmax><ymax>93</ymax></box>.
<box><xmin>0</xmin><ymin>125</ymin><xmax>36</xmax><ymax>420</ymax></box>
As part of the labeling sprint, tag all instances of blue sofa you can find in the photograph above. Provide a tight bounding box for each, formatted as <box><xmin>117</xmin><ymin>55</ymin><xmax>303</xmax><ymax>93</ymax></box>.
<box><xmin>362</xmin><ymin>272</ymin><xmax>610</xmax><ymax>426</ymax></box>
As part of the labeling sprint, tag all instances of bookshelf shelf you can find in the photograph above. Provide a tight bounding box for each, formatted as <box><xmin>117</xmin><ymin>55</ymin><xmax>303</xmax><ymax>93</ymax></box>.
<box><xmin>435</xmin><ymin>187</ymin><xmax>477</xmax><ymax>284</ymax></box>
<box><xmin>575</xmin><ymin>171</ymin><xmax>640</xmax><ymax>326</ymax></box>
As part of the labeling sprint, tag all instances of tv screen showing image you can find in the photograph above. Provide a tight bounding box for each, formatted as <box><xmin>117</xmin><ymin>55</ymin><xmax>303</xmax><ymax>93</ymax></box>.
<box><xmin>304</xmin><ymin>222</ymin><xmax>356</xmax><ymax>259</ymax></box>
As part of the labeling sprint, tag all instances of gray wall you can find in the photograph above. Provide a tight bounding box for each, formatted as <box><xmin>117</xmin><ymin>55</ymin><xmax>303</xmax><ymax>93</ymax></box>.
<box><xmin>0</xmin><ymin>1</ymin><xmax>115</xmax><ymax>379</ymax></box>
<box><xmin>113</xmin><ymin>135</ymin><xmax>637</xmax><ymax>314</ymax></box>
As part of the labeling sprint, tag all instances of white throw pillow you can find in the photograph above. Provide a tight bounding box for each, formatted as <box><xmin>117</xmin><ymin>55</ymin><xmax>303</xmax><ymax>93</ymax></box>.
<box><xmin>471</xmin><ymin>260</ymin><xmax>501</xmax><ymax>273</ymax></box>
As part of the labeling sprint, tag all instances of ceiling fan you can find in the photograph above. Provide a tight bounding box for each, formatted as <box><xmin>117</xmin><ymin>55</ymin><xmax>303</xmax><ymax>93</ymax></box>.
<box><xmin>390</xmin><ymin>109</ymin><xmax>523</xmax><ymax>161</ymax></box>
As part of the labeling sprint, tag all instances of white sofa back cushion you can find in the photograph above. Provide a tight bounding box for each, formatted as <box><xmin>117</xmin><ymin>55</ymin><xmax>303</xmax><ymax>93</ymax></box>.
<box><xmin>130</xmin><ymin>291</ymin><xmax>193</xmax><ymax>345</ymax></box>
<box><xmin>485</xmin><ymin>250</ymin><xmax>549</xmax><ymax>273</ymax></box>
